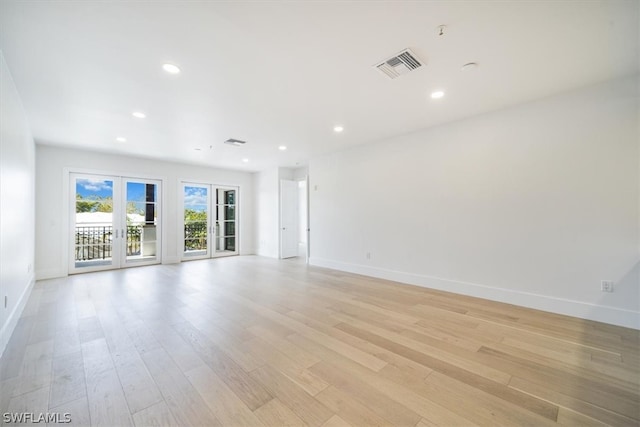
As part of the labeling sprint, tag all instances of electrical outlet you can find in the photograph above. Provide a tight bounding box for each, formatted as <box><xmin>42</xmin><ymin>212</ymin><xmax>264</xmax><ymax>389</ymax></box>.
<box><xmin>601</xmin><ymin>280</ymin><xmax>614</xmax><ymax>292</ymax></box>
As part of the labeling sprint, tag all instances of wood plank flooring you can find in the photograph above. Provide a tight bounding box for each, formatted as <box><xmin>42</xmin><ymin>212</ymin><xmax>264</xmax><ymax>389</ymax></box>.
<box><xmin>1</xmin><ymin>256</ymin><xmax>638</xmax><ymax>426</ymax></box>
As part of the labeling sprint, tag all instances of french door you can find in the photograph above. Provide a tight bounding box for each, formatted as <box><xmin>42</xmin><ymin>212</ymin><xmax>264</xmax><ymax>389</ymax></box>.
<box><xmin>182</xmin><ymin>183</ymin><xmax>238</xmax><ymax>260</ymax></box>
<box><xmin>70</xmin><ymin>173</ymin><xmax>161</xmax><ymax>273</ymax></box>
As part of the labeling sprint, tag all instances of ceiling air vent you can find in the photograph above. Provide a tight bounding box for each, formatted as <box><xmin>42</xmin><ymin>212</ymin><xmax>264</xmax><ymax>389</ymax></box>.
<box><xmin>224</xmin><ymin>138</ymin><xmax>246</xmax><ymax>146</ymax></box>
<box><xmin>374</xmin><ymin>49</ymin><xmax>423</xmax><ymax>79</ymax></box>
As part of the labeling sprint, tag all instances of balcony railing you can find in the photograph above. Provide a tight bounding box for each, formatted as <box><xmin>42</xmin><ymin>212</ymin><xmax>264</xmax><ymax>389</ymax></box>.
<box><xmin>75</xmin><ymin>225</ymin><xmax>143</xmax><ymax>261</ymax></box>
<box><xmin>184</xmin><ymin>221</ymin><xmax>207</xmax><ymax>251</ymax></box>
<box><xmin>76</xmin><ymin>222</ymin><xmax>216</xmax><ymax>261</ymax></box>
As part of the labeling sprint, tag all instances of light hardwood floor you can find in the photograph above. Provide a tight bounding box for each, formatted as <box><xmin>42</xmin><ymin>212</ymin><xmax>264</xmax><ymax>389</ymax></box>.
<box><xmin>1</xmin><ymin>256</ymin><xmax>638</xmax><ymax>426</ymax></box>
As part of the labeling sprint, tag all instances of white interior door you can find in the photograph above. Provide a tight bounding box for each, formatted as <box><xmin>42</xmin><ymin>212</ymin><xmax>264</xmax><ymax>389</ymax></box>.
<box><xmin>297</xmin><ymin>178</ymin><xmax>308</xmax><ymax>260</ymax></box>
<box><xmin>280</xmin><ymin>179</ymin><xmax>298</xmax><ymax>259</ymax></box>
<box><xmin>304</xmin><ymin>178</ymin><xmax>310</xmax><ymax>263</ymax></box>
<box><xmin>70</xmin><ymin>173</ymin><xmax>161</xmax><ymax>274</ymax></box>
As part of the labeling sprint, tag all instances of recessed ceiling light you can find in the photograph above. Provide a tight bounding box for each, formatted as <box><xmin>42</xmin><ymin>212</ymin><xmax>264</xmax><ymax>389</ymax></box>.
<box><xmin>242</xmin><ymin>158</ymin><xmax>249</xmax><ymax>163</ymax></box>
<box><xmin>115</xmin><ymin>137</ymin><xmax>127</xmax><ymax>143</ymax></box>
<box><xmin>162</xmin><ymin>63</ymin><xmax>181</xmax><ymax>74</ymax></box>
<box><xmin>333</xmin><ymin>125</ymin><xmax>344</xmax><ymax>133</ymax></box>
<box><xmin>132</xmin><ymin>111</ymin><xmax>146</xmax><ymax>118</ymax></box>
<box><xmin>430</xmin><ymin>90</ymin><xmax>445</xmax><ymax>99</ymax></box>
<box><xmin>278</xmin><ymin>145</ymin><xmax>287</xmax><ymax>151</ymax></box>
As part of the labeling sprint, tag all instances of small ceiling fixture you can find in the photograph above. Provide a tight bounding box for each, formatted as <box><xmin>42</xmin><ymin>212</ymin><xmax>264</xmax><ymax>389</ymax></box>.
<box><xmin>224</xmin><ymin>138</ymin><xmax>247</xmax><ymax>146</ymax></box>
<box><xmin>437</xmin><ymin>25</ymin><xmax>447</xmax><ymax>36</ymax></box>
<box><xmin>278</xmin><ymin>145</ymin><xmax>287</xmax><ymax>151</ymax></box>
<box><xmin>162</xmin><ymin>63</ymin><xmax>181</xmax><ymax>74</ymax></box>
<box><xmin>132</xmin><ymin>111</ymin><xmax>146</xmax><ymax>119</ymax></box>
<box><xmin>333</xmin><ymin>125</ymin><xmax>344</xmax><ymax>133</ymax></box>
<box><xmin>461</xmin><ymin>62</ymin><xmax>478</xmax><ymax>71</ymax></box>
<box><xmin>115</xmin><ymin>137</ymin><xmax>127</xmax><ymax>143</ymax></box>
<box><xmin>430</xmin><ymin>90</ymin><xmax>445</xmax><ymax>99</ymax></box>
<box><xmin>242</xmin><ymin>158</ymin><xmax>249</xmax><ymax>163</ymax></box>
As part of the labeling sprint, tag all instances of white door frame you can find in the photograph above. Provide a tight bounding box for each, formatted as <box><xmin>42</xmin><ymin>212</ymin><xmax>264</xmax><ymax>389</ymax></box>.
<box><xmin>180</xmin><ymin>181</ymin><xmax>240</xmax><ymax>260</ymax></box>
<box><xmin>69</xmin><ymin>172</ymin><xmax>162</xmax><ymax>274</ymax></box>
<box><xmin>181</xmin><ymin>182</ymin><xmax>212</xmax><ymax>260</ymax></box>
<box><xmin>121</xmin><ymin>176</ymin><xmax>162</xmax><ymax>268</ymax></box>
<box><xmin>212</xmin><ymin>185</ymin><xmax>240</xmax><ymax>258</ymax></box>
<box><xmin>69</xmin><ymin>172</ymin><xmax>121</xmax><ymax>274</ymax></box>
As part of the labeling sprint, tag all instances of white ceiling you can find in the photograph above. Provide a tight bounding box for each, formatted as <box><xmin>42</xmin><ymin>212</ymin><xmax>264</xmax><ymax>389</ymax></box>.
<box><xmin>1</xmin><ymin>1</ymin><xmax>638</xmax><ymax>172</ymax></box>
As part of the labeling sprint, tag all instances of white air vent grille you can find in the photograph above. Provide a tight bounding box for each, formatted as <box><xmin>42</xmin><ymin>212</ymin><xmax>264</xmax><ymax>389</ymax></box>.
<box><xmin>375</xmin><ymin>49</ymin><xmax>423</xmax><ymax>79</ymax></box>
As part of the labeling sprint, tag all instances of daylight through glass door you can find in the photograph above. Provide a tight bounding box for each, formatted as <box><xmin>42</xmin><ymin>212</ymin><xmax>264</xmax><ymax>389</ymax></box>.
<box><xmin>70</xmin><ymin>173</ymin><xmax>162</xmax><ymax>274</ymax></box>
<box><xmin>215</xmin><ymin>188</ymin><xmax>236</xmax><ymax>255</ymax></box>
<box><xmin>124</xmin><ymin>179</ymin><xmax>160</xmax><ymax>265</ymax></box>
<box><xmin>183</xmin><ymin>184</ymin><xmax>210</xmax><ymax>258</ymax></box>
<box><xmin>182</xmin><ymin>183</ymin><xmax>238</xmax><ymax>259</ymax></box>
<box><xmin>73</xmin><ymin>175</ymin><xmax>118</xmax><ymax>271</ymax></box>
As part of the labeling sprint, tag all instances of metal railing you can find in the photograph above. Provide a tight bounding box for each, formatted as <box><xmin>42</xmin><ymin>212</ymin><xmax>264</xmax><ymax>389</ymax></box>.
<box><xmin>74</xmin><ymin>225</ymin><xmax>143</xmax><ymax>261</ymax></box>
<box><xmin>184</xmin><ymin>221</ymin><xmax>207</xmax><ymax>251</ymax></box>
<box><xmin>127</xmin><ymin>226</ymin><xmax>141</xmax><ymax>256</ymax></box>
<box><xmin>75</xmin><ymin>222</ymin><xmax>234</xmax><ymax>260</ymax></box>
<box><xmin>75</xmin><ymin>225</ymin><xmax>112</xmax><ymax>261</ymax></box>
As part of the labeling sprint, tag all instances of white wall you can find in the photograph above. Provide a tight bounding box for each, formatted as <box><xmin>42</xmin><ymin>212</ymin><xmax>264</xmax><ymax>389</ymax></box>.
<box><xmin>254</xmin><ymin>168</ymin><xmax>279</xmax><ymax>258</ymax></box>
<box><xmin>293</xmin><ymin>167</ymin><xmax>308</xmax><ymax>181</ymax></box>
<box><xmin>0</xmin><ymin>52</ymin><xmax>36</xmax><ymax>356</ymax></box>
<box><xmin>35</xmin><ymin>145</ymin><xmax>254</xmax><ymax>279</ymax></box>
<box><xmin>309</xmin><ymin>76</ymin><xmax>640</xmax><ymax>329</ymax></box>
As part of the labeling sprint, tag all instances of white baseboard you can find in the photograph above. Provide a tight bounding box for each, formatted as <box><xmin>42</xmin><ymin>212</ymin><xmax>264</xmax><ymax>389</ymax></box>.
<box><xmin>0</xmin><ymin>274</ymin><xmax>35</xmax><ymax>359</ymax></box>
<box><xmin>309</xmin><ymin>257</ymin><xmax>639</xmax><ymax>330</ymax></box>
<box><xmin>162</xmin><ymin>256</ymin><xmax>180</xmax><ymax>265</ymax></box>
<box><xmin>35</xmin><ymin>268</ymin><xmax>67</xmax><ymax>281</ymax></box>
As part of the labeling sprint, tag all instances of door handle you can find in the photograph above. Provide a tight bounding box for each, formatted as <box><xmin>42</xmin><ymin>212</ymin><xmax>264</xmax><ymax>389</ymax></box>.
<box><xmin>115</xmin><ymin>229</ymin><xmax>118</xmax><ymax>238</ymax></box>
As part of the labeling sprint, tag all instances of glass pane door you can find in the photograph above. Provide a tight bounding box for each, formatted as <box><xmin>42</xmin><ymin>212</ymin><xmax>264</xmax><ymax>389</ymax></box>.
<box><xmin>183</xmin><ymin>184</ymin><xmax>210</xmax><ymax>259</ymax></box>
<box><xmin>214</xmin><ymin>187</ymin><xmax>238</xmax><ymax>256</ymax></box>
<box><xmin>182</xmin><ymin>183</ymin><xmax>238</xmax><ymax>260</ymax></box>
<box><xmin>124</xmin><ymin>179</ymin><xmax>161</xmax><ymax>266</ymax></box>
<box><xmin>71</xmin><ymin>174</ymin><xmax>120</xmax><ymax>272</ymax></box>
<box><xmin>70</xmin><ymin>173</ymin><xmax>162</xmax><ymax>274</ymax></box>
